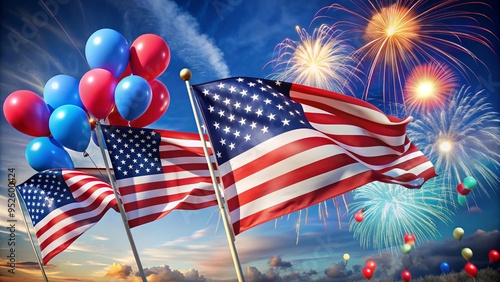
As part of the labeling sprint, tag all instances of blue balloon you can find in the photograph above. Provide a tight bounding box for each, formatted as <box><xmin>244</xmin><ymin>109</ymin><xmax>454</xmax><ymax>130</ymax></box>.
<box><xmin>44</xmin><ymin>74</ymin><xmax>85</xmax><ymax>111</ymax></box>
<box><xmin>85</xmin><ymin>28</ymin><xmax>129</xmax><ymax>78</ymax></box>
<box><xmin>26</xmin><ymin>137</ymin><xmax>74</xmax><ymax>171</ymax></box>
<box><xmin>49</xmin><ymin>105</ymin><xmax>91</xmax><ymax>152</ymax></box>
<box><xmin>440</xmin><ymin>262</ymin><xmax>450</xmax><ymax>274</ymax></box>
<box><xmin>115</xmin><ymin>75</ymin><xmax>152</xmax><ymax>121</ymax></box>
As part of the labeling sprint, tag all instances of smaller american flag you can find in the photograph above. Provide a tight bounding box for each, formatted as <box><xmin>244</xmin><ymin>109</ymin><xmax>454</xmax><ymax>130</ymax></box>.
<box><xmin>16</xmin><ymin>169</ymin><xmax>117</xmax><ymax>264</ymax></box>
<box><xmin>102</xmin><ymin>125</ymin><xmax>218</xmax><ymax>228</ymax></box>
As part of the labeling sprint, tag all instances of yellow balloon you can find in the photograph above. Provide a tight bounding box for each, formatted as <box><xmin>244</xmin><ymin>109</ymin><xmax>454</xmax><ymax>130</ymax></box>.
<box><xmin>453</xmin><ymin>227</ymin><xmax>464</xmax><ymax>241</ymax></box>
<box><xmin>462</xmin><ymin>247</ymin><xmax>473</xmax><ymax>261</ymax></box>
<box><xmin>343</xmin><ymin>253</ymin><xmax>350</xmax><ymax>261</ymax></box>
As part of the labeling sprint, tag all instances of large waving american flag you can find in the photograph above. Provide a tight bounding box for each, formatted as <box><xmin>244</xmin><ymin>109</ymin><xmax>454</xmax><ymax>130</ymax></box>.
<box><xmin>192</xmin><ymin>77</ymin><xmax>436</xmax><ymax>235</ymax></box>
<box><xmin>16</xmin><ymin>169</ymin><xmax>117</xmax><ymax>264</ymax></box>
<box><xmin>101</xmin><ymin>125</ymin><xmax>218</xmax><ymax>228</ymax></box>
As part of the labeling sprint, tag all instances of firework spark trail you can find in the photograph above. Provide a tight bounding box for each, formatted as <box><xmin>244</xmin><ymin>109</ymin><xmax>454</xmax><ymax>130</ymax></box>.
<box><xmin>407</xmin><ymin>86</ymin><xmax>500</xmax><ymax>202</ymax></box>
<box><xmin>266</xmin><ymin>24</ymin><xmax>362</xmax><ymax>96</ymax></box>
<box><xmin>349</xmin><ymin>180</ymin><xmax>454</xmax><ymax>253</ymax></box>
<box><xmin>313</xmin><ymin>0</ymin><xmax>496</xmax><ymax>104</ymax></box>
<box><xmin>404</xmin><ymin>62</ymin><xmax>459</xmax><ymax>112</ymax></box>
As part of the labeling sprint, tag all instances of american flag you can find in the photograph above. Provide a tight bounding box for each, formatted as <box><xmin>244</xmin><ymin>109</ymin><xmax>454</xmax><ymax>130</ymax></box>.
<box><xmin>192</xmin><ymin>77</ymin><xmax>436</xmax><ymax>234</ymax></box>
<box><xmin>16</xmin><ymin>169</ymin><xmax>117</xmax><ymax>264</ymax></box>
<box><xmin>101</xmin><ymin>125</ymin><xmax>218</xmax><ymax>228</ymax></box>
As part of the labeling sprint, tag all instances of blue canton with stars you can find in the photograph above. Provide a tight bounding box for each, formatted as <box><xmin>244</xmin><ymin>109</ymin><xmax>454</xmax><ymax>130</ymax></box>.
<box><xmin>192</xmin><ymin>77</ymin><xmax>315</xmax><ymax>164</ymax></box>
<box><xmin>102</xmin><ymin>125</ymin><xmax>163</xmax><ymax>180</ymax></box>
<box><xmin>16</xmin><ymin>170</ymin><xmax>74</xmax><ymax>226</ymax></box>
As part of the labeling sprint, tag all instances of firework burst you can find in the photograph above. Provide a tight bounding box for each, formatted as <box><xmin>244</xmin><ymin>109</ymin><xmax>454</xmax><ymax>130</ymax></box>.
<box><xmin>404</xmin><ymin>62</ymin><xmax>459</xmax><ymax>112</ymax></box>
<box><xmin>267</xmin><ymin>24</ymin><xmax>361</xmax><ymax>95</ymax></box>
<box><xmin>349</xmin><ymin>180</ymin><xmax>454</xmax><ymax>252</ymax></box>
<box><xmin>407</xmin><ymin>86</ymin><xmax>500</xmax><ymax>201</ymax></box>
<box><xmin>314</xmin><ymin>0</ymin><xmax>496</xmax><ymax>104</ymax></box>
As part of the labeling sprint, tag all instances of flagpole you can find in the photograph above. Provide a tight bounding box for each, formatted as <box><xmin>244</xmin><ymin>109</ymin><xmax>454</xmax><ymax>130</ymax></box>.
<box><xmin>94</xmin><ymin>122</ymin><xmax>148</xmax><ymax>282</ymax></box>
<box><xmin>181</xmin><ymin>68</ymin><xmax>245</xmax><ymax>282</ymax></box>
<box><xmin>14</xmin><ymin>188</ymin><xmax>49</xmax><ymax>282</ymax></box>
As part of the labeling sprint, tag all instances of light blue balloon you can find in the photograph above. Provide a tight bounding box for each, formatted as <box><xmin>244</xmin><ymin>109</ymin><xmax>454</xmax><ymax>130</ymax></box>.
<box><xmin>115</xmin><ymin>75</ymin><xmax>152</xmax><ymax>121</ymax></box>
<box><xmin>25</xmin><ymin>137</ymin><xmax>74</xmax><ymax>172</ymax></box>
<box><xmin>85</xmin><ymin>28</ymin><xmax>129</xmax><ymax>78</ymax></box>
<box><xmin>49</xmin><ymin>105</ymin><xmax>91</xmax><ymax>152</ymax></box>
<box><xmin>44</xmin><ymin>74</ymin><xmax>85</xmax><ymax>111</ymax></box>
<box><xmin>457</xmin><ymin>194</ymin><xmax>467</xmax><ymax>206</ymax></box>
<box><xmin>440</xmin><ymin>262</ymin><xmax>450</xmax><ymax>274</ymax></box>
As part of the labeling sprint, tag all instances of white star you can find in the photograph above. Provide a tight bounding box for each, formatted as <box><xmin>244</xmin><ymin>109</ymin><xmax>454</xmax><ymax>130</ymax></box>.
<box><xmin>260</xmin><ymin>87</ymin><xmax>267</xmax><ymax>92</ymax></box>
<box><xmin>218</xmin><ymin>82</ymin><xmax>225</xmax><ymax>89</ymax></box>
<box><xmin>257</xmin><ymin>79</ymin><xmax>263</xmax><ymax>84</ymax></box>
<box><xmin>251</xmin><ymin>94</ymin><xmax>259</xmax><ymax>101</ymax></box>
<box><xmin>250</xmin><ymin>122</ymin><xmax>257</xmax><ymax>129</ymax></box>
<box><xmin>213</xmin><ymin>94</ymin><xmax>220</xmax><ymax>101</ymax></box>
<box><xmin>240</xmin><ymin>90</ymin><xmax>248</xmax><ymax>96</ymax></box>
<box><xmin>223</xmin><ymin>126</ymin><xmax>231</xmax><ymax>134</ymax></box>
<box><xmin>248</xmin><ymin>82</ymin><xmax>256</xmax><ymax>87</ymax></box>
<box><xmin>233</xmin><ymin>130</ymin><xmax>241</xmax><ymax>137</ymax></box>
<box><xmin>229</xmin><ymin>86</ymin><xmax>236</xmax><ymax>93</ymax></box>
<box><xmin>203</xmin><ymin>89</ymin><xmax>210</xmax><ymax>95</ymax></box>
<box><xmin>239</xmin><ymin>118</ymin><xmax>246</xmax><ymax>125</ymax></box>
<box><xmin>223</xmin><ymin>98</ymin><xmax>231</xmax><ymax>105</ymax></box>
<box><xmin>261</xmin><ymin>126</ymin><xmax>269</xmax><ymax>133</ymax></box>
<box><xmin>208</xmin><ymin>105</ymin><xmax>215</xmax><ymax>112</ymax></box>
<box><xmin>275</xmin><ymin>81</ymin><xmax>282</xmax><ymax>86</ymax></box>
<box><xmin>237</xmin><ymin>78</ymin><xmax>244</xmax><ymax>82</ymax></box>
<box><xmin>244</xmin><ymin>105</ymin><xmax>252</xmax><ymax>113</ymax></box>
<box><xmin>268</xmin><ymin>113</ymin><xmax>276</xmax><ymax>121</ymax></box>
<box><xmin>244</xmin><ymin>134</ymin><xmax>251</xmax><ymax>141</ymax></box>
<box><xmin>229</xmin><ymin>143</ymin><xmax>236</xmax><ymax>150</ymax></box>
<box><xmin>256</xmin><ymin>109</ymin><xmax>263</xmax><ymax>117</ymax></box>
<box><xmin>228</xmin><ymin>114</ymin><xmax>236</xmax><ymax>122</ymax></box>
<box><xmin>233</xmin><ymin>102</ymin><xmax>241</xmax><ymax>109</ymax></box>
<box><xmin>264</xmin><ymin>98</ymin><xmax>272</xmax><ymax>105</ymax></box>
<box><xmin>218</xmin><ymin>110</ymin><xmax>225</xmax><ymax>117</ymax></box>
<box><xmin>213</xmin><ymin>122</ymin><xmax>220</xmax><ymax>129</ymax></box>
<box><xmin>220</xmin><ymin>138</ymin><xmax>226</xmax><ymax>145</ymax></box>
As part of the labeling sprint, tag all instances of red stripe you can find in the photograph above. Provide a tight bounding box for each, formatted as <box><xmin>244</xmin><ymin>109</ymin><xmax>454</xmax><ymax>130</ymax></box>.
<box><xmin>232</xmin><ymin>170</ymin><xmax>375</xmax><ymax>234</ymax></box>
<box><xmin>127</xmin><ymin>200</ymin><xmax>218</xmax><ymax>228</ymax></box>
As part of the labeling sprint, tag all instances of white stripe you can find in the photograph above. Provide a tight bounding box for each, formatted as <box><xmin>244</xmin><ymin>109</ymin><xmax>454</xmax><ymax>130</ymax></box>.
<box><xmin>160</xmin><ymin>136</ymin><xmax>210</xmax><ymax>148</ymax></box>
<box><xmin>160</xmin><ymin>156</ymin><xmax>209</xmax><ymax>166</ymax></box>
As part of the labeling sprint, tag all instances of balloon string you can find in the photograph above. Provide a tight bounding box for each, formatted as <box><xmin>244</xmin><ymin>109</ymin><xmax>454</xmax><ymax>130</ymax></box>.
<box><xmin>40</xmin><ymin>0</ymin><xmax>90</xmax><ymax>69</ymax></box>
<box><xmin>83</xmin><ymin>151</ymin><xmax>106</xmax><ymax>179</ymax></box>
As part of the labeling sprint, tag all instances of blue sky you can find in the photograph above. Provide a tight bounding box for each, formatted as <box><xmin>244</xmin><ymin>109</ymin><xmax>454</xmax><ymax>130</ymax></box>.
<box><xmin>1</xmin><ymin>0</ymin><xmax>499</xmax><ymax>281</ymax></box>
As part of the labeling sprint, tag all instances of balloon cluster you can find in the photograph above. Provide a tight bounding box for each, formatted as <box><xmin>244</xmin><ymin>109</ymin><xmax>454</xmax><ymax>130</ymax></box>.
<box><xmin>3</xmin><ymin>28</ymin><xmax>171</xmax><ymax>172</ymax></box>
<box><xmin>362</xmin><ymin>260</ymin><xmax>376</xmax><ymax>280</ymax></box>
<box><xmin>455</xmin><ymin>176</ymin><xmax>477</xmax><ymax>206</ymax></box>
<box><xmin>402</xmin><ymin>233</ymin><xmax>416</xmax><ymax>254</ymax></box>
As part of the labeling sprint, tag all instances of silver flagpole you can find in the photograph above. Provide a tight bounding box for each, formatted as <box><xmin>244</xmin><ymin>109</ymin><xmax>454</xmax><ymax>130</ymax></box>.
<box><xmin>180</xmin><ymin>68</ymin><xmax>245</xmax><ymax>282</ymax></box>
<box><xmin>94</xmin><ymin>122</ymin><xmax>148</xmax><ymax>282</ymax></box>
<box><xmin>14</xmin><ymin>188</ymin><xmax>49</xmax><ymax>282</ymax></box>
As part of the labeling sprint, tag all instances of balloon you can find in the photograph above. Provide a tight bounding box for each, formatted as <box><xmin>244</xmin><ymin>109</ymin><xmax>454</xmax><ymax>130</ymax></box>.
<box><xmin>3</xmin><ymin>90</ymin><xmax>51</xmax><ymax>137</ymax></box>
<box><xmin>464</xmin><ymin>262</ymin><xmax>477</xmax><ymax>278</ymax></box>
<box><xmin>343</xmin><ymin>253</ymin><xmax>350</xmax><ymax>261</ymax></box>
<box><xmin>402</xmin><ymin>243</ymin><xmax>412</xmax><ymax>254</ymax></box>
<box><xmin>129</xmin><ymin>34</ymin><xmax>170</xmax><ymax>81</ymax></box>
<box><xmin>354</xmin><ymin>210</ymin><xmax>364</xmax><ymax>222</ymax></box>
<box><xmin>114</xmin><ymin>75</ymin><xmax>152</xmax><ymax>121</ymax></box>
<box><xmin>489</xmin><ymin>250</ymin><xmax>500</xmax><ymax>263</ymax></box>
<box><xmin>457</xmin><ymin>194</ymin><xmax>467</xmax><ymax>206</ymax></box>
<box><xmin>453</xmin><ymin>227</ymin><xmax>464</xmax><ymax>241</ymax></box>
<box><xmin>129</xmin><ymin>79</ymin><xmax>170</xmax><ymax>127</ymax></box>
<box><xmin>401</xmin><ymin>270</ymin><xmax>411</xmax><ymax>282</ymax></box>
<box><xmin>25</xmin><ymin>137</ymin><xmax>74</xmax><ymax>171</ymax></box>
<box><xmin>463</xmin><ymin>176</ymin><xmax>477</xmax><ymax>190</ymax></box>
<box><xmin>456</xmin><ymin>183</ymin><xmax>471</xmax><ymax>196</ymax></box>
<box><xmin>44</xmin><ymin>74</ymin><xmax>85</xmax><ymax>110</ymax></box>
<box><xmin>49</xmin><ymin>105</ymin><xmax>91</xmax><ymax>152</ymax></box>
<box><xmin>366</xmin><ymin>260</ymin><xmax>376</xmax><ymax>271</ymax></box>
<box><xmin>440</xmin><ymin>262</ymin><xmax>450</xmax><ymax>274</ymax></box>
<box><xmin>362</xmin><ymin>266</ymin><xmax>373</xmax><ymax>280</ymax></box>
<box><xmin>404</xmin><ymin>233</ymin><xmax>416</xmax><ymax>246</ymax></box>
<box><xmin>85</xmin><ymin>28</ymin><xmax>130</xmax><ymax>78</ymax></box>
<box><xmin>79</xmin><ymin>68</ymin><xmax>117</xmax><ymax>119</ymax></box>
<box><xmin>461</xmin><ymin>248</ymin><xmax>473</xmax><ymax>261</ymax></box>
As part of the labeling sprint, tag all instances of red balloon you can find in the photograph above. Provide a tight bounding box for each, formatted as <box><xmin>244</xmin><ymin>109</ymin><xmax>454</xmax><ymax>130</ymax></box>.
<box><xmin>79</xmin><ymin>68</ymin><xmax>117</xmax><ymax>120</ymax></box>
<box><xmin>362</xmin><ymin>266</ymin><xmax>373</xmax><ymax>280</ymax></box>
<box><xmin>404</xmin><ymin>233</ymin><xmax>416</xmax><ymax>245</ymax></box>
<box><xmin>464</xmin><ymin>262</ymin><xmax>477</xmax><ymax>277</ymax></box>
<box><xmin>401</xmin><ymin>270</ymin><xmax>411</xmax><ymax>282</ymax></box>
<box><xmin>107</xmin><ymin>106</ymin><xmax>129</xmax><ymax>126</ymax></box>
<box><xmin>456</xmin><ymin>183</ymin><xmax>471</xmax><ymax>196</ymax></box>
<box><xmin>3</xmin><ymin>90</ymin><xmax>51</xmax><ymax>137</ymax></box>
<box><xmin>489</xmin><ymin>249</ymin><xmax>500</xmax><ymax>263</ymax></box>
<box><xmin>130</xmin><ymin>80</ymin><xmax>170</xmax><ymax>127</ymax></box>
<box><xmin>129</xmin><ymin>34</ymin><xmax>170</xmax><ymax>81</ymax></box>
<box><xmin>366</xmin><ymin>260</ymin><xmax>377</xmax><ymax>271</ymax></box>
<box><xmin>354</xmin><ymin>211</ymin><xmax>364</xmax><ymax>222</ymax></box>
